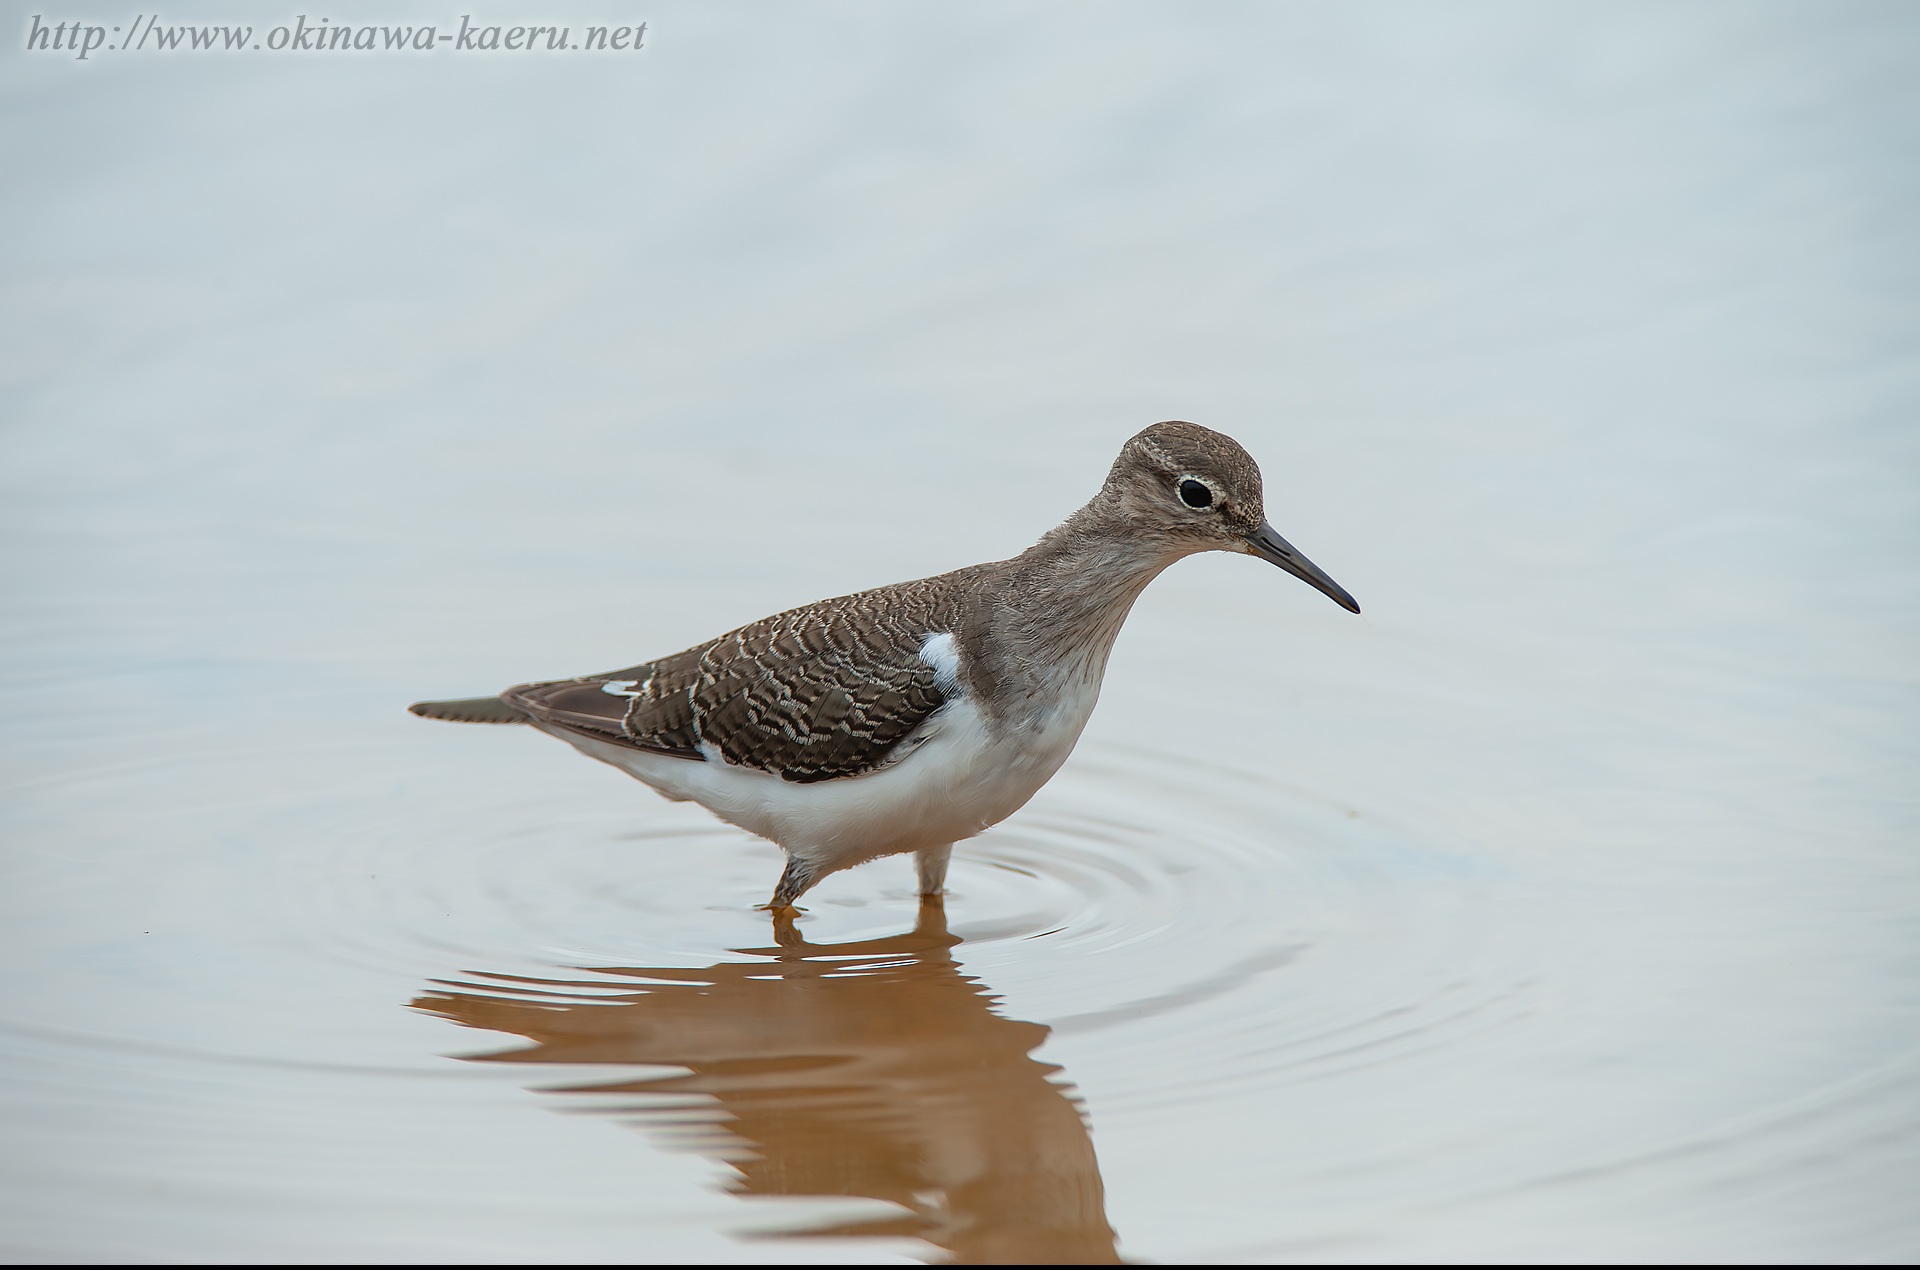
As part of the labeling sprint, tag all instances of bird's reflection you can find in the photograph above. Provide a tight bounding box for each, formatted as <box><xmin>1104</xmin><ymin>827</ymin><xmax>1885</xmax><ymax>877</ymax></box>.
<box><xmin>412</xmin><ymin>903</ymin><xmax>1122</xmax><ymax>1264</ymax></box>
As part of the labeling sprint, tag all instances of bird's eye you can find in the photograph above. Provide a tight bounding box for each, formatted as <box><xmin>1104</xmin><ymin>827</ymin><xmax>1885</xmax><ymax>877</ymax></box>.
<box><xmin>1178</xmin><ymin>479</ymin><xmax>1214</xmax><ymax>509</ymax></box>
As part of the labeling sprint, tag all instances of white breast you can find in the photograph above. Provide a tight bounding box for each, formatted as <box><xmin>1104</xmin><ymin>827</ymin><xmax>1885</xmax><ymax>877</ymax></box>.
<box><xmin>543</xmin><ymin>634</ymin><xmax>1104</xmax><ymax>876</ymax></box>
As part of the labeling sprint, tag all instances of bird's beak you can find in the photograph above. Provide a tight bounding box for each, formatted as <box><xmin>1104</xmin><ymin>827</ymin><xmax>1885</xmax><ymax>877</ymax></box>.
<box><xmin>1244</xmin><ymin>521</ymin><xmax>1361</xmax><ymax>613</ymax></box>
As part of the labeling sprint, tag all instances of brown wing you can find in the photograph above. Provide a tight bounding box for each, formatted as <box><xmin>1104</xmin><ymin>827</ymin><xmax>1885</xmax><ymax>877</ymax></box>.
<box><xmin>505</xmin><ymin>573</ymin><xmax>970</xmax><ymax>784</ymax></box>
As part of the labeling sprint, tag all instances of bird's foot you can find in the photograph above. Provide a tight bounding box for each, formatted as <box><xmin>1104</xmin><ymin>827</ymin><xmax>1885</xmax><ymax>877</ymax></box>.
<box><xmin>766</xmin><ymin>906</ymin><xmax>809</xmax><ymax>947</ymax></box>
<box><xmin>766</xmin><ymin>857</ymin><xmax>818</xmax><ymax>913</ymax></box>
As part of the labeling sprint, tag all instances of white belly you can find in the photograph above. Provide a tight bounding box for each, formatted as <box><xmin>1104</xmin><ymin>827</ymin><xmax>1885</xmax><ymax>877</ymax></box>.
<box><xmin>543</xmin><ymin>677</ymin><xmax>1102</xmax><ymax>875</ymax></box>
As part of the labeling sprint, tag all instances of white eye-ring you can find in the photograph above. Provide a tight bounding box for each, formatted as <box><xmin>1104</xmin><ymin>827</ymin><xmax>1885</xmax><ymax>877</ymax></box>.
<box><xmin>1177</xmin><ymin>476</ymin><xmax>1219</xmax><ymax>510</ymax></box>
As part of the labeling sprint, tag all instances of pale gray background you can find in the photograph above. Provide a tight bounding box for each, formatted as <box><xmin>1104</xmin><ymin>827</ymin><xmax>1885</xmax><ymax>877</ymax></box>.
<box><xmin>3</xmin><ymin>2</ymin><xmax>1916</xmax><ymax>1262</ymax></box>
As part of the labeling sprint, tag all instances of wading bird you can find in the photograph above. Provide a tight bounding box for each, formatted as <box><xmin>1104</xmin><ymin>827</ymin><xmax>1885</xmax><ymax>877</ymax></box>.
<box><xmin>411</xmin><ymin>421</ymin><xmax>1359</xmax><ymax>910</ymax></box>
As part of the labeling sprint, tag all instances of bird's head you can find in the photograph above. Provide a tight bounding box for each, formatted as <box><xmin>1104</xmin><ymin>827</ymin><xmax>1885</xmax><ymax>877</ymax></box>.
<box><xmin>1100</xmin><ymin>420</ymin><xmax>1360</xmax><ymax>614</ymax></box>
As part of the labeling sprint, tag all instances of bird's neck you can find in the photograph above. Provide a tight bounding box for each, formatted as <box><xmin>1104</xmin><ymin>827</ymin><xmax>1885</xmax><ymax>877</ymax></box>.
<box><xmin>962</xmin><ymin>505</ymin><xmax>1184</xmax><ymax>709</ymax></box>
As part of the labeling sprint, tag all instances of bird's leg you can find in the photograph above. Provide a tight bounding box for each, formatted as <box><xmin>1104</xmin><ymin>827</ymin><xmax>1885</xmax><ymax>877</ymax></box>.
<box><xmin>914</xmin><ymin>844</ymin><xmax>952</xmax><ymax>901</ymax></box>
<box><xmin>763</xmin><ymin>854</ymin><xmax>819</xmax><ymax>913</ymax></box>
<box><xmin>769</xmin><ymin>907</ymin><xmax>808</xmax><ymax>948</ymax></box>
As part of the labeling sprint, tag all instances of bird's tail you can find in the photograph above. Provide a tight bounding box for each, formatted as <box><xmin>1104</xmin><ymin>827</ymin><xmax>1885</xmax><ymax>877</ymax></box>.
<box><xmin>409</xmin><ymin>696</ymin><xmax>528</xmax><ymax>724</ymax></box>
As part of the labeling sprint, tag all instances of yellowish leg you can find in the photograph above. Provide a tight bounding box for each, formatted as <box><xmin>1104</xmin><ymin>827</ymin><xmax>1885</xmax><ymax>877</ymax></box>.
<box><xmin>763</xmin><ymin>855</ymin><xmax>818</xmax><ymax>912</ymax></box>
<box><xmin>915</xmin><ymin>844</ymin><xmax>952</xmax><ymax>900</ymax></box>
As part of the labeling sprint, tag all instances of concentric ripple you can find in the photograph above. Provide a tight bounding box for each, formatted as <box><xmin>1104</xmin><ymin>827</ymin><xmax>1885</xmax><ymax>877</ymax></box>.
<box><xmin>5</xmin><ymin>716</ymin><xmax>1912</xmax><ymax>1262</ymax></box>
<box><xmin>0</xmin><ymin>724</ymin><xmax>1527</xmax><ymax>1095</ymax></box>
<box><xmin>320</xmin><ymin>730</ymin><xmax>1531</xmax><ymax>1120</ymax></box>
<box><xmin>372</xmin><ymin>729</ymin><xmax>1542</xmax><ymax>1262</ymax></box>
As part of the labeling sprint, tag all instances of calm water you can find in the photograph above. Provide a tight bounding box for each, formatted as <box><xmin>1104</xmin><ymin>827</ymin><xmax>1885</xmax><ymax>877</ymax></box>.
<box><xmin>4</xmin><ymin>3</ymin><xmax>1917</xmax><ymax>1262</ymax></box>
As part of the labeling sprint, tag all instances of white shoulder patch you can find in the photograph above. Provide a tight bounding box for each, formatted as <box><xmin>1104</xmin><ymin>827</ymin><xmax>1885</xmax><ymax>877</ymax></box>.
<box><xmin>918</xmin><ymin>632</ymin><xmax>962</xmax><ymax>694</ymax></box>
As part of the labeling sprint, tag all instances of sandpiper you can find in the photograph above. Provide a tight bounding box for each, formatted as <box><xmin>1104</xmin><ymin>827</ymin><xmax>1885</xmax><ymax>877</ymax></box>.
<box><xmin>411</xmin><ymin>421</ymin><xmax>1359</xmax><ymax>910</ymax></box>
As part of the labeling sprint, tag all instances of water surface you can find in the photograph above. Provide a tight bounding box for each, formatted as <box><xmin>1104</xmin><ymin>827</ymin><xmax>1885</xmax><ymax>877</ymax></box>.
<box><xmin>3</xmin><ymin>2</ymin><xmax>1916</xmax><ymax>1262</ymax></box>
